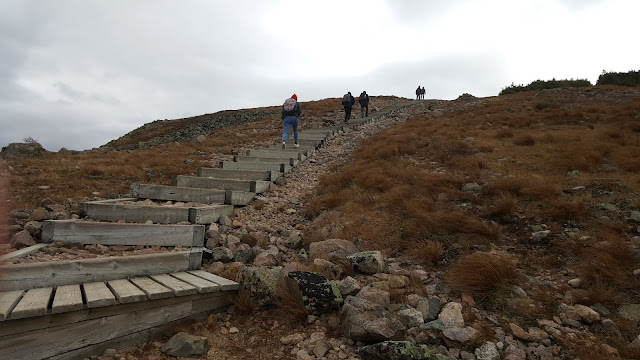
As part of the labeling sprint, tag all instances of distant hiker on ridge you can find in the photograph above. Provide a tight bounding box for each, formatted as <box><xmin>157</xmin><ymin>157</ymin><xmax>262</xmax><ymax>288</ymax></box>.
<box><xmin>416</xmin><ymin>86</ymin><xmax>421</xmax><ymax>100</ymax></box>
<box><xmin>281</xmin><ymin>94</ymin><xmax>301</xmax><ymax>149</ymax></box>
<box><xmin>359</xmin><ymin>90</ymin><xmax>370</xmax><ymax>118</ymax></box>
<box><xmin>421</xmin><ymin>86</ymin><xmax>426</xmax><ymax>100</ymax></box>
<box><xmin>342</xmin><ymin>91</ymin><xmax>356</xmax><ymax>123</ymax></box>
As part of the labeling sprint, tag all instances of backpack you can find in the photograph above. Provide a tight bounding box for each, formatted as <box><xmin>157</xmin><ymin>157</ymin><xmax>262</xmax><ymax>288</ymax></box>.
<box><xmin>342</xmin><ymin>93</ymin><xmax>351</xmax><ymax>105</ymax></box>
<box><xmin>283</xmin><ymin>98</ymin><xmax>297</xmax><ymax>112</ymax></box>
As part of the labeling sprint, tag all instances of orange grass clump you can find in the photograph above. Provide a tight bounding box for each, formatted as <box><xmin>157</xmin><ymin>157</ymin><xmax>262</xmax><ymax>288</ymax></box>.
<box><xmin>446</xmin><ymin>252</ymin><xmax>518</xmax><ymax>293</ymax></box>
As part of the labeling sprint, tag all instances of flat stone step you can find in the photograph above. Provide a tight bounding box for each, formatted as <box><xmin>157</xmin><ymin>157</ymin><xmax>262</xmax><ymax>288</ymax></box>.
<box><xmin>175</xmin><ymin>175</ymin><xmax>270</xmax><ymax>194</ymax></box>
<box><xmin>280</xmin><ymin>138</ymin><xmax>323</xmax><ymax>148</ymax></box>
<box><xmin>80</xmin><ymin>198</ymin><xmax>234</xmax><ymax>224</ymax></box>
<box><xmin>245</xmin><ymin>149</ymin><xmax>306</xmax><ymax>161</ymax></box>
<box><xmin>219</xmin><ymin>161</ymin><xmax>292</xmax><ymax>174</ymax></box>
<box><xmin>264</xmin><ymin>145</ymin><xmax>316</xmax><ymax>153</ymax></box>
<box><xmin>131</xmin><ymin>183</ymin><xmax>226</xmax><ymax>204</ymax></box>
<box><xmin>41</xmin><ymin>220</ymin><xmax>205</xmax><ymax>247</ymax></box>
<box><xmin>196</xmin><ymin>167</ymin><xmax>282</xmax><ymax>182</ymax></box>
<box><xmin>296</xmin><ymin>133</ymin><xmax>330</xmax><ymax>141</ymax></box>
<box><xmin>233</xmin><ymin>155</ymin><xmax>298</xmax><ymax>167</ymax></box>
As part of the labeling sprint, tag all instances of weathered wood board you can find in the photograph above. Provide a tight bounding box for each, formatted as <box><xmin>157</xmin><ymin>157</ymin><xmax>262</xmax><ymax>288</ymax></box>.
<box><xmin>131</xmin><ymin>183</ymin><xmax>227</xmax><ymax>204</ymax></box>
<box><xmin>41</xmin><ymin>220</ymin><xmax>205</xmax><ymax>247</ymax></box>
<box><xmin>0</xmin><ymin>251</ymin><xmax>194</xmax><ymax>291</ymax></box>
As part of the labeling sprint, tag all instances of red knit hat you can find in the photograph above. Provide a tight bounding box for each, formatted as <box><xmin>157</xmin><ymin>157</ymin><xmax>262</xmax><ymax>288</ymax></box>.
<box><xmin>291</xmin><ymin>94</ymin><xmax>298</xmax><ymax>101</ymax></box>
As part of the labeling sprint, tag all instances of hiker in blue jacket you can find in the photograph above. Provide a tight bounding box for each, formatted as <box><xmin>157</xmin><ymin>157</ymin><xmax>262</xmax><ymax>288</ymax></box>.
<box><xmin>342</xmin><ymin>92</ymin><xmax>356</xmax><ymax>123</ymax></box>
<box><xmin>281</xmin><ymin>94</ymin><xmax>302</xmax><ymax>149</ymax></box>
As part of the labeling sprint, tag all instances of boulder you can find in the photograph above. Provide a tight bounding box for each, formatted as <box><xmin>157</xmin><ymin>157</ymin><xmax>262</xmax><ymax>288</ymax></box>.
<box><xmin>308</xmin><ymin>238</ymin><xmax>358</xmax><ymax>261</ymax></box>
<box><xmin>0</xmin><ymin>142</ymin><xmax>50</xmax><ymax>159</ymax></box>
<box><xmin>438</xmin><ymin>302</ymin><xmax>464</xmax><ymax>328</ymax></box>
<box><xmin>313</xmin><ymin>258</ymin><xmax>343</xmax><ymax>279</ymax></box>
<box><xmin>29</xmin><ymin>207</ymin><xmax>49</xmax><ymax>221</ymax></box>
<box><xmin>356</xmin><ymin>286</ymin><xmax>390</xmax><ymax>308</ymax></box>
<box><xmin>397</xmin><ymin>308</ymin><xmax>425</xmax><ymax>328</ymax></box>
<box><xmin>286</xmin><ymin>271</ymin><xmax>343</xmax><ymax>315</ymax></box>
<box><xmin>338</xmin><ymin>276</ymin><xmax>361</xmax><ymax>297</ymax></box>
<box><xmin>233</xmin><ymin>245</ymin><xmax>261</xmax><ymax>263</ymax></box>
<box><xmin>236</xmin><ymin>265</ymin><xmax>283</xmax><ymax>306</ymax></box>
<box><xmin>358</xmin><ymin>341</ymin><xmax>433</xmax><ymax>360</ymax></box>
<box><xmin>442</xmin><ymin>326</ymin><xmax>480</xmax><ymax>343</ymax></box>
<box><xmin>475</xmin><ymin>342</ymin><xmax>500</xmax><ymax>360</ymax></box>
<box><xmin>340</xmin><ymin>296</ymin><xmax>406</xmax><ymax>343</ymax></box>
<box><xmin>347</xmin><ymin>250</ymin><xmax>385</xmax><ymax>274</ymax></box>
<box><xmin>211</xmin><ymin>247</ymin><xmax>234</xmax><ymax>262</ymax></box>
<box><xmin>161</xmin><ymin>332</ymin><xmax>208</xmax><ymax>358</ymax></box>
<box><xmin>10</xmin><ymin>230</ymin><xmax>36</xmax><ymax>249</ymax></box>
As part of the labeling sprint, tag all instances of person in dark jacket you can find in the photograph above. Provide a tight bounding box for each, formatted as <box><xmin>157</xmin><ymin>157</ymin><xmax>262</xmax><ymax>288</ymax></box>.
<box><xmin>416</xmin><ymin>86</ymin><xmax>421</xmax><ymax>100</ymax></box>
<box><xmin>358</xmin><ymin>91</ymin><xmax>370</xmax><ymax>118</ymax></box>
<box><xmin>281</xmin><ymin>93</ymin><xmax>302</xmax><ymax>149</ymax></box>
<box><xmin>342</xmin><ymin>92</ymin><xmax>356</xmax><ymax>123</ymax></box>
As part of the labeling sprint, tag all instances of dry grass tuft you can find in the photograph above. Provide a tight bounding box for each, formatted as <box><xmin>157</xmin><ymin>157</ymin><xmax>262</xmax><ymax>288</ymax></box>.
<box><xmin>274</xmin><ymin>277</ymin><xmax>308</xmax><ymax>323</ymax></box>
<box><xmin>482</xmin><ymin>193</ymin><xmax>516</xmax><ymax>218</ymax></box>
<box><xmin>232</xmin><ymin>288</ymin><xmax>257</xmax><ymax>313</ymax></box>
<box><xmin>446</xmin><ymin>252</ymin><xmax>518</xmax><ymax>293</ymax></box>
<box><xmin>512</xmin><ymin>134</ymin><xmax>535</xmax><ymax>146</ymax></box>
<box><xmin>411</xmin><ymin>241</ymin><xmax>444</xmax><ymax>266</ymax></box>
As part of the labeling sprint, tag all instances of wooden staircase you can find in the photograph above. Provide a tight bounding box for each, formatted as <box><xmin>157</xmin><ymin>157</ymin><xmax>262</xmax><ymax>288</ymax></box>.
<box><xmin>0</xmin><ymin>104</ymin><xmax>412</xmax><ymax>359</ymax></box>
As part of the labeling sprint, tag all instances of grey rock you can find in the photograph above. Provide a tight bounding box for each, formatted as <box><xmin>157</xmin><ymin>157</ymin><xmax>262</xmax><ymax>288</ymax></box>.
<box><xmin>340</xmin><ymin>296</ymin><xmax>406</xmax><ymax>343</ymax></box>
<box><xmin>347</xmin><ymin>250</ymin><xmax>386</xmax><ymax>274</ymax></box>
<box><xmin>308</xmin><ymin>238</ymin><xmax>358</xmax><ymax>261</ymax></box>
<box><xmin>10</xmin><ymin>230</ymin><xmax>36</xmax><ymax>249</ymax></box>
<box><xmin>397</xmin><ymin>308</ymin><xmax>425</xmax><ymax>328</ymax></box>
<box><xmin>286</xmin><ymin>271</ymin><xmax>343</xmax><ymax>315</ymax></box>
<box><xmin>161</xmin><ymin>332</ymin><xmax>209</xmax><ymax>358</ymax></box>
<box><xmin>211</xmin><ymin>247</ymin><xmax>234</xmax><ymax>262</ymax></box>
<box><xmin>233</xmin><ymin>245</ymin><xmax>261</xmax><ymax>264</ymax></box>
<box><xmin>475</xmin><ymin>341</ymin><xmax>500</xmax><ymax>360</ymax></box>
<box><xmin>419</xmin><ymin>319</ymin><xmax>445</xmax><ymax>331</ymax></box>
<box><xmin>338</xmin><ymin>276</ymin><xmax>361</xmax><ymax>297</ymax></box>
<box><xmin>236</xmin><ymin>265</ymin><xmax>282</xmax><ymax>306</ymax></box>
<box><xmin>526</xmin><ymin>345</ymin><xmax>552</xmax><ymax>360</ymax></box>
<box><xmin>358</xmin><ymin>341</ymin><xmax>433</xmax><ymax>360</ymax></box>
<box><xmin>438</xmin><ymin>302</ymin><xmax>464</xmax><ymax>328</ymax></box>
<box><xmin>462</xmin><ymin>183</ymin><xmax>482</xmax><ymax>193</ymax></box>
<box><xmin>618</xmin><ymin>304</ymin><xmax>640</xmax><ymax>321</ymax></box>
<box><xmin>356</xmin><ymin>286</ymin><xmax>390</xmax><ymax>308</ymax></box>
<box><xmin>442</xmin><ymin>326</ymin><xmax>480</xmax><ymax>343</ymax></box>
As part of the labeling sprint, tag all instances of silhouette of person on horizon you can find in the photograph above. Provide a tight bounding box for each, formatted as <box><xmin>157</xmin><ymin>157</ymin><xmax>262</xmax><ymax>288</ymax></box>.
<box><xmin>416</xmin><ymin>86</ymin><xmax>421</xmax><ymax>100</ymax></box>
<box><xmin>342</xmin><ymin>92</ymin><xmax>355</xmax><ymax>123</ymax></box>
<box><xmin>359</xmin><ymin>91</ymin><xmax>370</xmax><ymax>118</ymax></box>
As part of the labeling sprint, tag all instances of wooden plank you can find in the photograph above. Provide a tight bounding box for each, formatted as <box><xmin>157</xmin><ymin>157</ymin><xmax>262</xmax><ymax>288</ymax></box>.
<box><xmin>220</xmin><ymin>161</ymin><xmax>291</xmax><ymax>173</ymax></box>
<box><xmin>225</xmin><ymin>190</ymin><xmax>256</xmax><ymax>206</ymax></box>
<box><xmin>189</xmin><ymin>270</ymin><xmax>240</xmax><ymax>291</ymax></box>
<box><xmin>0</xmin><ymin>301</ymin><xmax>193</xmax><ymax>360</ymax></box>
<box><xmin>175</xmin><ymin>175</ymin><xmax>258</xmax><ymax>192</ymax></box>
<box><xmin>246</xmin><ymin>149</ymin><xmax>306</xmax><ymax>161</ymax></box>
<box><xmin>149</xmin><ymin>274</ymin><xmax>197</xmax><ymax>296</ymax></box>
<box><xmin>10</xmin><ymin>287</ymin><xmax>53</xmax><ymax>319</ymax></box>
<box><xmin>233</xmin><ymin>155</ymin><xmax>298</xmax><ymax>167</ymax></box>
<box><xmin>107</xmin><ymin>279</ymin><xmax>147</xmax><ymax>304</ymax></box>
<box><xmin>196</xmin><ymin>167</ymin><xmax>279</xmax><ymax>181</ymax></box>
<box><xmin>131</xmin><ymin>183</ymin><xmax>226</xmax><ymax>204</ymax></box>
<box><xmin>0</xmin><ymin>251</ymin><xmax>192</xmax><ymax>291</ymax></box>
<box><xmin>171</xmin><ymin>272</ymin><xmax>221</xmax><ymax>293</ymax></box>
<box><xmin>0</xmin><ymin>291</ymin><xmax>230</xmax><ymax>339</ymax></box>
<box><xmin>80</xmin><ymin>198</ymin><xmax>190</xmax><ymax>224</ymax></box>
<box><xmin>188</xmin><ymin>205</ymin><xmax>234</xmax><ymax>224</ymax></box>
<box><xmin>83</xmin><ymin>282</ymin><xmax>117</xmax><ymax>308</ymax></box>
<box><xmin>0</xmin><ymin>290</ymin><xmax>24</xmax><ymax>321</ymax></box>
<box><xmin>51</xmin><ymin>285</ymin><xmax>83</xmax><ymax>314</ymax></box>
<box><xmin>43</xmin><ymin>294</ymin><xmax>233</xmax><ymax>360</ymax></box>
<box><xmin>188</xmin><ymin>248</ymin><xmax>203</xmax><ymax>270</ymax></box>
<box><xmin>0</xmin><ymin>244</ymin><xmax>49</xmax><ymax>263</ymax></box>
<box><xmin>129</xmin><ymin>277</ymin><xmax>173</xmax><ymax>300</ymax></box>
<box><xmin>41</xmin><ymin>220</ymin><xmax>204</xmax><ymax>247</ymax></box>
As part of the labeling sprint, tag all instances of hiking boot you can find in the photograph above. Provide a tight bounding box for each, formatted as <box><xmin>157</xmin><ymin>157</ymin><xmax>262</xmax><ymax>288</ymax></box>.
<box><xmin>294</xmin><ymin>143</ymin><xmax>299</xmax><ymax>148</ymax></box>
<box><xmin>282</xmin><ymin>141</ymin><xmax>286</xmax><ymax>149</ymax></box>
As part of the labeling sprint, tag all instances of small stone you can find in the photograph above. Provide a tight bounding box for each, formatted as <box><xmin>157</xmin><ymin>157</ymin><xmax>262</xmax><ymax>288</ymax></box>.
<box><xmin>567</xmin><ymin>278</ymin><xmax>582</xmax><ymax>288</ymax></box>
<box><xmin>228</xmin><ymin>327</ymin><xmax>239</xmax><ymax>334</ymax></box>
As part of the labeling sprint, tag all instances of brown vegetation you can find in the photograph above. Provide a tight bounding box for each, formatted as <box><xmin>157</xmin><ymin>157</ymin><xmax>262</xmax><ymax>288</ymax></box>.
<box><xmin>445</xmin><ymin>252</ymin><xmax>518</xmax><ymax>293</ymax></box>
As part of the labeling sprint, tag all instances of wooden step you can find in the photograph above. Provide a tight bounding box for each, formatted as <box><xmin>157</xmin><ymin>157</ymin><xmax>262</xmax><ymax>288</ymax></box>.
<box><xmin>0</xmin><ymin>271</ymin><xmax>238</xmax><ymax>359</ymax></box>
<box><xmin>245</xmin><ymin>149</ymin><xmax>307</xmax><ymax>161</ymax></box>
<box><xmin>131</xmin><ymin>183</ymin><xmax>226</xmax><ymax>204</ymax></box>
<box><xmin>174</xmin><ymin>175</ymin><xmax>270</xmax><ymax>194</ymax></box>
<box><xmin>196</xmin><ymin>167</ymin><xmax>282</xmax><ymax>182</ymax></box>
<box><xmin>219</xmin><ymin>161</ymin><xmax>292</xmax><ymax>174</ymax></box>
<box><xmin>80</xmin><ymin>198</ymin><xmax>233</xmax><ymax>224</ymax></box>
<box><xmin>233</xmin><ymin>155</ymin><xmax>298</xmax><ymax>167</ymax></box>
<box><xmin>41</xmin><ymin>220</ymin><xmax>205</xmax><ymax>247</ymax></box>
<box><xmin>0</xmin><ymin>250</ymin><xmax>202</xmax><ymax>291</ymax></box>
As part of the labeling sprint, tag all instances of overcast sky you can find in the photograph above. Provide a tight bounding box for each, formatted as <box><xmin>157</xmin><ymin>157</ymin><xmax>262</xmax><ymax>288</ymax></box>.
<box><xmin>1</xmin><ymin>0</ymin><xmax>637</xmax><ymax>151</ymax></box>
